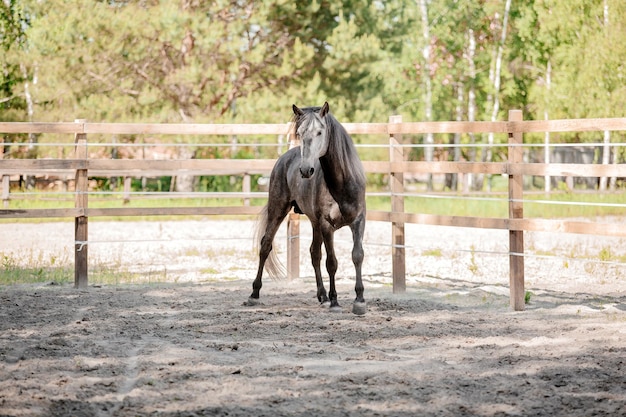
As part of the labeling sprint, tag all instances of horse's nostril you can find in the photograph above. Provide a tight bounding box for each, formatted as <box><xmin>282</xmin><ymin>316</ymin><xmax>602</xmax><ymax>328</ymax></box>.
<box><xmin>300</xmin><ymin>166</ymin><xmax>315</xmax><ymax>178</ymax></box>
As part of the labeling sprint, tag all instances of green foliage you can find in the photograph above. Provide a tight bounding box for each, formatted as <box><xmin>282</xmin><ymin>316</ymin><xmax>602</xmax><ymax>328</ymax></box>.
<box><xmin>0</xmin><ymin>1</ymin><xmax>24</xmax><ymax>50</ymax></box>
<box><xmin>1</xmin><ymin>0</ymin><xmax>624</xmax><ymax>157</ymax></box>
<box><xmin>0</xmin><ymin>0</ymin><xmax>27</xmax><ymax>117</ymax></box>
<box><xmin>366</xmin><ymin>190</ymin><xmax>626</xmax><ymax>219</ymax></box>
<box><xmin>515</xmin><ymin>0</ymin><xmax>626</xmax><ymax>119</ymax></box>
<box><xmin>598</xmin><ymin>246</ymin><xmax>612</xmax><ymax>262</ymax></box>
<box><xmin>0</xmin><ymin>251</ymin><xmax>72</xmax><ymax>285</ymax></box>
<box><xmin>468</xmin><ymin>245</ymin><xmax>480</xmax><ymax>275</ymax></box>
<box><xmin>422</xmin><ymin>248</ymin><xmax>443</xmax><ymax>257</ymax></box>
<box><xmin>525</xmin><ymin>291</ymin><xmax>533</xmax><ymax>304</ymax></box>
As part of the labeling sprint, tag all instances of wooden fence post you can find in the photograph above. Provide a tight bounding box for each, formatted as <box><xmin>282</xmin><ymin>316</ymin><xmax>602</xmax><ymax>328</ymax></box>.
<box><xmin>286</xmin><ymin>212</ymin><xmax>300</xmax><ymax>280</ymax></box>
<box><xmin>1</xmin><ymin>175</ymin><xmax>8</xmax><ymax>209</ymax></box>
<box><xmin>243</xmin><ymin>173</ymin><xmax>251</xmax><ymax>206</ymax></box>
<box><xmin>389</xmin><ymin>115</ymin><xmax>405</xmax><ymax>293</ymax></box>
<box><xmin>123</xmin><ymin>176</ymin><xmax>131</xmax><ymax>205</ymax></box>
<box><xmin>0</xmin><ymin>139</ymin><xmax>8</xmax><ymax>209</ymax></box>
<box><xmin>74</xmin><ymin>119</ymin><xmax>89</xmax><ymax>288</ymax></box>
<box><xmin>508</xmin><ymin>110</ymin><xmax>525</xmax><ymax>310</ymax></box>
<box><xmin>286</xmin><ymin>123</ymin><xmax>299</xmax><ymax>280</ymax></box>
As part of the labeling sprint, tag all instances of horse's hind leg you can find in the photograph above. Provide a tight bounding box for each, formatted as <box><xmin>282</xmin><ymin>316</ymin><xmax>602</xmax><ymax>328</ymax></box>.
<box><xmin>350</xmin><ymin>215</ymin><xmax>367</xmax><ymax>315</ymax></box>
<box><xmin>310</xmin><ymin>226</ymin><xmax>329</xmax><ymax>305</ymax></box>
<box><xmin>248</xmin><ymin>201</ymin><xmax>290</xmax><ymax>305</ymax></box>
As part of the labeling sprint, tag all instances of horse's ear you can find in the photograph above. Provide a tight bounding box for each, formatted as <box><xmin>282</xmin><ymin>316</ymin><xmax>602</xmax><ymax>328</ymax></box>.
<box><xmin>292</xmin><ymin>104</ymin><xmax>304</xmax><ymax>116</ymax></box>
<box><xmin>319</xmin><ymin>102</ymin><xmax>330</xmax><ymax>118</ymax></box>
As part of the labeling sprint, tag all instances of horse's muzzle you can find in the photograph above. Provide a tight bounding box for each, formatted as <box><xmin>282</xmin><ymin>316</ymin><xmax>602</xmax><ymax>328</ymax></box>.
<box><xmin>300</xmin><ymin>166</ymin><xmax>315</xmax><ymax>178</ymax></box>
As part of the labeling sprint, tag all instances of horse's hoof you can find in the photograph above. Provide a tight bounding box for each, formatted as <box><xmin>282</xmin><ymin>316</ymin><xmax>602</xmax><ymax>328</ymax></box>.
<box><xmin>245</xmin><ymin>297</ymin><xmax>262</xmax><ymax>306</ymax></box>
<box><xmin>329</xmin><ymin>305</ymin><xmax>343</xmax><ymax>313</ymax></box>
<box><xmin>320</xmin><ymin>301</ymin><xmax>331</xmax><ymax>309</ymax></box>
<box><xmin>352</xmin><ymin>302</ymin><xmax>367</xmax><ymax>316</ymax></box>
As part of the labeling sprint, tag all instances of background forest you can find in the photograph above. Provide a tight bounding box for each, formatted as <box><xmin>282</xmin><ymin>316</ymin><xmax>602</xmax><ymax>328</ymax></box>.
<box><xmin>1</xmin><ymin>0</ymin><xmax>625</xmax><ymax>165</ymax></box>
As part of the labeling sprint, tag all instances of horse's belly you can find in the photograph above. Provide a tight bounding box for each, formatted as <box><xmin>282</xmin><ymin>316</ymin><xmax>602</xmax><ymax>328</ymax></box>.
<box><xmin>291</xmin><ymin>171</ymin><xmax>356</xmax><ymax>228</ymax></box>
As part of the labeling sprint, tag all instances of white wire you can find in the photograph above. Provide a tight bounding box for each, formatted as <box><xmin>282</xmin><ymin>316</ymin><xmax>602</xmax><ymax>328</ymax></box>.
<box><xmin>73</xmin><ymin>233</ymin><xmax>626</xmax><ymax>268</ymax></box>
<box><xmin>288</xmin><ymin>234</ymin><xmax>626</xmax><ymax>267</ymax></box>
<box><xmin>74</xmin><ymin>236</ymin><xmax>253</xmax><ymax>252</ymax></box>
<box><xmin>510</xmin><ymin>198</ymin><xmax>626</xmax><ymax>208</ymax></box>
<box><xmin>8</xmin><ymin>188</ymin><xmax>625</xmax><ymax>209</ymax></box>
<box><xmin>401</xmin><ymin>192</ymin><xmax>505</xmax><ymax>202</ymax></box>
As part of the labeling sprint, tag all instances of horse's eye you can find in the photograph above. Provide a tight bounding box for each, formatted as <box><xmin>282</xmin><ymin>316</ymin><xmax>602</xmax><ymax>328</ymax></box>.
<box><xmin>317</xmin><ymin>131</ymin><xmax>322</xmax><ymax>137</ymax></box>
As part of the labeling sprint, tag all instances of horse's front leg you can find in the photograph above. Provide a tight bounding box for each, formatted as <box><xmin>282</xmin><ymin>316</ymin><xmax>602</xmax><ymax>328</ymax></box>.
<box><xmin>321</xmin><ymin>225</ymin><xmax>340</xmax><ymax>312</ymax></box>
<box><xmin>350</xmin><ymin>215</ymin><xmax>367</xmax><ymax>315</ymax></box>
<box><xmin>311</xmin><ymin>226</ymin><xmax>329</xmax><ymax>305</ymax></box>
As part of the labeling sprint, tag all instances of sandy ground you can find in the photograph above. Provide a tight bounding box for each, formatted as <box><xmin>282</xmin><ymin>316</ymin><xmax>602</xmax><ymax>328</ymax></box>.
<box><xmin>1</xmin><ymin>219</ymin><xmax>625</xmax><ymax>416</ymax></box>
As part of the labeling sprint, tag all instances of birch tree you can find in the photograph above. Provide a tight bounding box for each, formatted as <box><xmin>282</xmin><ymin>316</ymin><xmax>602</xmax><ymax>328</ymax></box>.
<box><xmin>465</xmin><ymin>27</ymin><xmax>478</xmax><ymax>192</ymax></box>
<box><xmin>599</xmin><ymin>0</ymin><xmax>611</xmax><ymax>191</ymax></box>
<box><xmin>485</xmin><ymin>0</ymin><xmax>512</xmax><ymax>191</ymax></box>
<box><xmin>418</xmin><ymin>0</ymin><xmax>434</xmax><ymax>190</ymax></box>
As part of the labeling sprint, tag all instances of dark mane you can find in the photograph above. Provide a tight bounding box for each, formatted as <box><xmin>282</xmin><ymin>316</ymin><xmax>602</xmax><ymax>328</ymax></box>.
<box><xmin>291</xmin><ymin>107</ymin><xmax>366</xmax><ymax>186</ymax></box>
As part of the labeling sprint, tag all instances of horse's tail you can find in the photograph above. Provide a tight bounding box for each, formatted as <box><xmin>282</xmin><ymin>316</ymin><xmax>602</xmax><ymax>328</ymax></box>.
<box><xmin>254</xmin><ymin>205</ymin><xmax>286</xmax><ymax>280</ymax></box>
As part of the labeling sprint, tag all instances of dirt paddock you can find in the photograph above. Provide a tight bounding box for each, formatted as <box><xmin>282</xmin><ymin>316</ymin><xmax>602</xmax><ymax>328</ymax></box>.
<box><xmin>1</xmin><ymin>220</ymin><xmax>625</xmax><ymax>416</ymax></box>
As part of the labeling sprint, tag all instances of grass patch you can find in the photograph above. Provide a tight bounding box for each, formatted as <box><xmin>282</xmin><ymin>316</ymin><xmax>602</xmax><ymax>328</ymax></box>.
<box><xmin>525</xmin><ymin>291</ymin><xmax>533</xmax><ymax>304</ymax></box>
<box><xmin>422</xmin><ymin>248</ymin><xmax>443</xmax><ymax>257</ymax></box>
<box><xmin>525</xmin><ymin>192</ymin><xmax>626</xmax><ymax>218</ymax></box>
<box><xmin>0</xmin><ymin>251</ymin><xmax>73</xmax><ymax>285</ymax></box>
<box><xmin>182</xmin><ymin>247</ymin><xmax>202</xmax><ymax>257</ymax></box>
<box><xmin>599</xmin><ymin>247</ymin><xmax>613</xmax><ymax>262</ymax></box>
<box><xmin>4</xmin><ymin>189</ymin><xmax>626</xmax><ymax>223</ymax></box>
<box><xmin>597</xmin><ymin>246</ymin><xmax>626</xmax><ymax>263</ymax></box>
<box><xmin>0</xmin><ymin>264</ymin><xmax>73</xmax><ymax>285</ymax></box>
<box><xmin>366</xmin><ymin>191</ymin><xmax>626</xmax><ymax>219</ymax></box>
<box><xmin>468</xmin><ymin>245</ymin><xmax>479</xmax><ymax>275</ymax></box>
<box><xmin>0</xmin><ymin>250</ymin><xmax>175</xmax><ymax>286</ymax></box>
<box><xmin>0</xmin><ymin>194</ymin><xmax>266</xmax><ymax>223</ymax></box>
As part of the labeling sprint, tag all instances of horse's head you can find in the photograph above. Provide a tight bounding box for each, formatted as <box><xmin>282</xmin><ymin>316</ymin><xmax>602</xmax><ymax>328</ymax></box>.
<box><xmin>293</xmin><ymin>102</ymin><xmax>330</xmax><ymax>179</ymax></box>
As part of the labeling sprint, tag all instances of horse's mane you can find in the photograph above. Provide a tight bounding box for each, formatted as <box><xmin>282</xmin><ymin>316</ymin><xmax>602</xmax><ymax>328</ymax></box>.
<box><xmin>292</xmin><ymin>107</ymin><xmax>366</xmax><ymax>186</ymax></box>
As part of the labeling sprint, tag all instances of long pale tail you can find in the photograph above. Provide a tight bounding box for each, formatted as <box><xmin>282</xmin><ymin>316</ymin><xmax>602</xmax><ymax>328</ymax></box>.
<box><xmin>254</xmin><ymin>205</ymin><xmax>286</xmax><ymax>280</ymax></box>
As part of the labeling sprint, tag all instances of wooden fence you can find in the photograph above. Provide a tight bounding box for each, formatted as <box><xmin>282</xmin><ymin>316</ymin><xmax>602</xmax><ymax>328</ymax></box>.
<box><xmin>1</xmin><ymin>111</ymin><xmax>626</xmax><ymax>311</ymax></box>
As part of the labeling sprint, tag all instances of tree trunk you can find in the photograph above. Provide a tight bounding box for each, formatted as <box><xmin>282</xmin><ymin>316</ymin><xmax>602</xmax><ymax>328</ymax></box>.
<box><xmin>600</xmin><ymin>0</ymin><xmax>612</xmax><ymax>191</ymax></box>
<box><xmin>21</xmin><ymin>63</ymin><xmax>37</xmax><ymax>190</ymax></box>
<box><xmin>175</xmin><ymin>145</ymin><xmax>195</xmax><ymax>192</ymax></box>
<box><xmin>418</xmin><ymin>0</ymin><xmax>434</xmax><ymax>191</ymax></box>
<box><xmin>544</xmin><ymin>60</ymin><xmax>552</xmax><ymax>192</ymax></box>
<box><xmin>466</xmin><ymin>28</ymin><xmax>477</xmax><ymax>193</ymax></box>
<box><xmin>609</xmin><ymin>145</ymin><xmax>618</xmax><ymax>191</ymax></box>
<box><xmin>449</xmin><ymin>82</ymin><xmax>464</xmax><ymax>191</ymax></box>
<box><xmin>599</xmin><ymin>130</ymin><xmax>611</xmax><ymax>191</ymax></box>
<box><xmin>485</xmin><ymin>0</ymin><xmax>512</xmax><ymax>192</ymax></box>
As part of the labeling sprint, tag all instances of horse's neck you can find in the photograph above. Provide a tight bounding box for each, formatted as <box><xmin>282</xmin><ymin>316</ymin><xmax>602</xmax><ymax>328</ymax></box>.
<box><xmin>320</xmin><ymin>153</ymin><xmax>364</xmax><ymax>223</ymax></box>
<box><xmin>320</xmin><ymin>154</ymin><xmax>351</xmax><ymax>196</ymax></box>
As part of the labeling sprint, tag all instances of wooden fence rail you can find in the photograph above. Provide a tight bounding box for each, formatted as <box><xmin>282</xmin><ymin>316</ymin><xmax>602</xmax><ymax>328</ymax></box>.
<box><xmin>2</xmin><ymin>112</ymin><xmax>626</xmax><ymax>310</ymax></box>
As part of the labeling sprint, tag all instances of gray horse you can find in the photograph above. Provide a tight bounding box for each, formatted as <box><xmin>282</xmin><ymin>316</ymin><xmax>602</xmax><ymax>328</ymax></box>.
<box><xmin>248</xmin><ymin>102</ymin><xmax>367</xmax><ymax>315</ymax></box>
